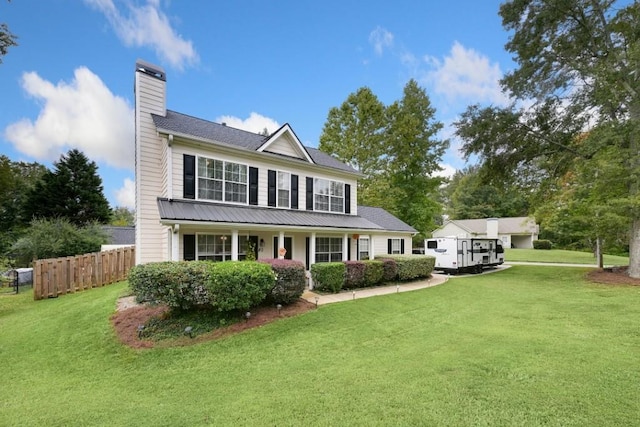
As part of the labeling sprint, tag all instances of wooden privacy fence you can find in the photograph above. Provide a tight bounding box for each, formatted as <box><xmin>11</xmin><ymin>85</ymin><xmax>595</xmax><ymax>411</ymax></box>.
<box><xmin>33</xmin><ymin>246</ymin><xmax>135</xmax><ymax>300</ymax></box>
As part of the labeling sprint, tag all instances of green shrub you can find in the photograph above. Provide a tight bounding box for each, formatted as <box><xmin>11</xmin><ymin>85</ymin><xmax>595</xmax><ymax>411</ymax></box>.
<box><xmin>260</xmin><ymin>259</ymin><xmax>307</xmax><ymax>304</ymax></box>
<box><xmin>533</xmin><ymin>239</ymin><xmax>552</xmax><ymax>250</ymax></box>
<box><xmin>344</xmin><ymin>261</ymin><xmax>366</xmax><ymax>289</ymax></box>
<box><xmin>128</xmin><ymin>261</ymin><xmax>211</xmax><ymax>311</ymax></box>
<box><xmin>311</xmin><ymin>262</ymin><xmax>345</xmax><ymax>293</ymax></box>
<box><xmin>379</xmin><ymin>255</ymin><xmax>435</xmax><ymax>281</ymax></box>
<box><xmin>205</xmin><ymin>261</ymin><xmax>275</xmax><ymax>312</ymax></box>
<box><xmin>362</xmin><ymin>260</ymin><xmax>384</xmax><ymax>286</ymax></box>
<box><xmin>380</xmin><ymin>258</ymin><xmax>398</xmax><ymax>282</ymax></box>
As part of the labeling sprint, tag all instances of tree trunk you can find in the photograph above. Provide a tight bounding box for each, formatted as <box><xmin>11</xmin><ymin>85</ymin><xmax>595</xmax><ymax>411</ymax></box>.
<box><xmin>596</xmin><ymin>237</ymin><xmax>604</xmax><ymax>269</ymax></box>
<box><xmin>628</xmin><ymin>103</ymin><xmax>640</xmax><ymax>279</ymax></box>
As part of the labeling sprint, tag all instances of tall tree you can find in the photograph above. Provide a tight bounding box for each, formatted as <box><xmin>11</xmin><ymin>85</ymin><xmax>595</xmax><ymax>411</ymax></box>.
<box><xmin>110</xmin><ymin>206</ymin><xmax>135</xmax><ymax>226</ymax></box>
<box><xmin>444</xmin><ymin>166</ymin><xmax>530</xmax><ymax>220</ymax></box>
<box><xmin>319</xmin><ymin>87</ymin><xmax>387</xmax><ymax>206</ymax></box>
<box><xmin>22</xmin><ymin>149</ymin><xmax>111</xmax><ymax>226</ymax></box>
<box><xmin>385</xmin><ymin>80</ymin><xmax>448</xmax><ymax>236</ymax></box>
<box><xmin>455</xmin><ymin>0</ymin><xmax>640</xmax><ymax>278</ymax></box>
<box><xmin>0</xmin><ymin>156</ymin><xmax>47</xmax><ymax>254</ymax></box>
<box><xmin>1</xmin><ymin>1</ymin><xmax>18</xmax><ymax>64</ymax></box>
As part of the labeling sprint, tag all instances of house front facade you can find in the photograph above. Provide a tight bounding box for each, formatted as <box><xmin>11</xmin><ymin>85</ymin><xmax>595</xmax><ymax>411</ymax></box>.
<box><xmin>134</xmin><ymin>60</ymin><xmax>416</xmax><ymax>273</ymax></box>
<box><xmin>432</xmin><ymin>217</ymin><xmax>539</xmax><ymax>248</ymax></box>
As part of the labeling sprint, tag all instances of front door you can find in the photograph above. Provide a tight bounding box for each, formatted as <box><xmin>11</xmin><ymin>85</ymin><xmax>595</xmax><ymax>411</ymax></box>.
<box><xmin>273</xmin><ymin>236</ymin><xmax>292</xmax><ymax>259</ymax></box>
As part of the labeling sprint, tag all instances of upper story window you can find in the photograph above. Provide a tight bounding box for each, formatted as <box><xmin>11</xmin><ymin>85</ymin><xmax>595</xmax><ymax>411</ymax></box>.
<box><xmin>278</xmin><ymin>171</ymin><xmax>290</xmax><ymax>208</ymax></box>
<box><xmin>197</xmin><ymin>157</ymin><xmax>247</xmax><ymax>203</ymax></box>
<box><xmin>314</xmin><ymin>178</ymin><xmax>344</xmax><ymax>213</ymax></box>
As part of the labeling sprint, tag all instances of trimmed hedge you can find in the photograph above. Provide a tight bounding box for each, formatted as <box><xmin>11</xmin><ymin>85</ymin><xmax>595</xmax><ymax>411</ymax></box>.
<box><xmin>362</xmin><ymin>260</ymin><xmax>384</xmax><ymax>286</ymax></box>
<box><xmin>344</xmin><ymin>261</ymin><xmax>366</xmax><ymax>289</ymax></box>
<box><xmin>259</xmin><ymin>258</ymin><xmax>307</xmax><ymax>304</ymax></box>
<box><xmin>381</xmin><ymin>258</ymin><xmax>398</xmax><ymax>282</ymax></box>
<box><xmin>206</xmin><ymin>261</ymin><xmax>275</xmax><ymax>312</ymax></box>
<box><xmin>533</xmin><ymin>239</ymin><xmax>552</xmax><ymax>250</ymax></box>
<box><xmin>128</xmin><ymin>261</ymin><xmax>211</xmax><ymax>311</ymax></box>
<box><xmin>311</xmin><ymin>262</ymin><xmax>345</xmax><ymax>293</ymax></box>
<box><xmin>377</xmin><ymin>255</ymin><xmax>435</xmax><ymax>281</ymax></box>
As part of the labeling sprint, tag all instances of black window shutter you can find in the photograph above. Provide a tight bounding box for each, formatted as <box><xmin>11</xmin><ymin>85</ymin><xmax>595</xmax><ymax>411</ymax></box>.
<box><xmin>401</xmin><ymin>239</ymin><xmax>405</xmax><ymax>254</ymax></box>
<box><xmin>305</xmin><ymin>237</ymin><xmax>310</xmax><ymax>270</ymax></box>
<box><xmin>249</xmin><ymin>167</ymin><xmax>259</xmax><ymax>205</ymax></box>
<box><xmin>273</xmin><ymin>236</ymin><xmax>278</xmax><ymax>258</ymax></box>
<box><xmin>306</xmin><ymin>177</ymin><xmax>314</xmax><ymax>210</ymax></box>
<box><xmin>387</xmin><ymin>239</ymin><xmax>392</xmax><ymax>254</ymax></box>
<box><xmin>183</xmin><ymin>155</ymin><xmax>196</xmax><ymax>199</ymax></box>
<box><xmin>268</xmin><ymin>170</ymin><xmax>276</xmax><ymax>207</ymax></box>
<box><xmin>291</xmin><ymin>174</ymin><xmax>299</xmax><ymax>209</ymax></box>
<box><xmin>345</xmin><ymin>184</ymin><xmax>351</xmax><ymax>214</ymax></box>
<box><xmin>184</xmin><ymin>234</ymin><xmax>196</xmax><ymax>261</ymax></box>
<box><xmin>347</xmin><ymin>237</ymin><xmax>351</xmax><ymax>261</ymax></box>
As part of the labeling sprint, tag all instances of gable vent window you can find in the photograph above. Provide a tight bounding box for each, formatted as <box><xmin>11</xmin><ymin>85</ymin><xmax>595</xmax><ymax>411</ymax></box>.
<box><xmin>314</xmin><ymin>178</ymin><xmax>344</xmax><ymax>213</ymax></box>
<box><xmin>197</xmin><ymin>157</ymin><xmax>247</xmax><ymax>204</ymax></box>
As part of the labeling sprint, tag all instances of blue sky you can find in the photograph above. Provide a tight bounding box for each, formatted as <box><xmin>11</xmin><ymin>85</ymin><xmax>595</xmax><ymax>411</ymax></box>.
<box><xmin>0</xmin><ymin>0</ymin><xmax>514</xmax><ymax>209</ymax></box>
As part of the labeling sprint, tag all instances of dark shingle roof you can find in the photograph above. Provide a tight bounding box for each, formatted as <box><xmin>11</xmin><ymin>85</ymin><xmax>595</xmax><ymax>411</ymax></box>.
<box><xmin>151</xmin><ymin>110</ymin><xmax>358</xmax><ymax>174</ymax></box>
<box><xmin>357</xmin><ymin>206</ymin><xmax>417</xmax><ymax>233</ymax></box>
<box><xmin>101</xmin><ymin>226</ymin><xmax>135</xmax><ymax>245</ymax></box>
<box><xmin>157</xmin><ymin>199</ymin><xmax>413</xmax><ymax>233</ymax></box>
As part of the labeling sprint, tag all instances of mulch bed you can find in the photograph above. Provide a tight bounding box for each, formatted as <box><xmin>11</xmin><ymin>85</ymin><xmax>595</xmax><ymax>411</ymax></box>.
<box><xmin>585</xmin><ymin>266</ymin><xmax>640</xmax><ymax>286</ymax></box>
<box><xmin>111</xmin><ymin>299</ymin><xmax>316</xmax><ymax>349</ymax></box>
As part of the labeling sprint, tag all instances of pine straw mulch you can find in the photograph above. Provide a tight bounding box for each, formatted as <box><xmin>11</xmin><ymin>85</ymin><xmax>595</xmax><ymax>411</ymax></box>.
<box><xmin>585</xmin><ymin>266</ymin><xmax>640</xmax><ymax>286</ymax></box>
<box><xmin>110</xmin><ymin>299</ymin><xmax>315</xmax><ymax>349</ymax></box>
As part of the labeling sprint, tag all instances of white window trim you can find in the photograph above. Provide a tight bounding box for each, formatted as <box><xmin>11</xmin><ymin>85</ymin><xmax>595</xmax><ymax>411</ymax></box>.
<box><xmin>315</xmin><ymin>236</ymin><xmax>344</xmax><ymax>263</ymax></box>
<box><xmin>390</xmin><ymin>238</ymin><xmax>402</xmax><ymax>254</ymax></box>
<box><xmin>313</xmin><ymin>178</ymin><xmax>345</xmax><ymax>213</ymax></box>
<box><xmin>196</xmin><ymin>156</ymin><xmax>249</xmax><ymax>205</ymax></box>
<box><xmin>277</xmin><ymin>170</ymin><xmax>291</xmax><ymax>208</ymax></box>
<box><xmin>358</xmin><ymin>237</ymin><xmax>370</xmax><ymax>261</ymax></box>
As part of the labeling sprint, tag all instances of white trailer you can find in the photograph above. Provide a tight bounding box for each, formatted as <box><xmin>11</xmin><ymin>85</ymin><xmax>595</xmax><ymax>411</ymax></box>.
<box><xmin>424</xmin><ymin>237</ymin><xmax>504</xmax><ymax>274</ymax></box>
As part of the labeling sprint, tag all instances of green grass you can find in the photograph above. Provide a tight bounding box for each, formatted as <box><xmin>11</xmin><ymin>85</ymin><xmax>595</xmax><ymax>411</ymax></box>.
<box><xmin>505</xmin><ymin>248</ymin><xmax>629</xmax><ymax>265</ymax></box>
<box><xmin>2</xmin><ymin>268</ymin><xmax>640</xmax><ymax>426</ymax></box>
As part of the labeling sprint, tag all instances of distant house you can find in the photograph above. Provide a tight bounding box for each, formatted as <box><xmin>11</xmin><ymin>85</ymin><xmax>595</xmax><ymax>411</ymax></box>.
<box><xmin>133</xmin><ymin>60</ymin><xmax>416</xmax><ymax>269</ymax></box>
<box><xmin>431</xmin><ymin>217</ymin><xmax>539</xmax><ymax>249</ymax></box>
<box><xmin>101</xmin><ymin>226</ymin><xmax>135</xmax><ymax>251</ymax></box>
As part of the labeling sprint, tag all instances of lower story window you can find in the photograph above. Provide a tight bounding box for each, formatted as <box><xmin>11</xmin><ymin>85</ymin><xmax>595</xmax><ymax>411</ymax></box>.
<box><xmin>316</xmin><ymin>237</ymin><xmax>343</xmax><ymax>263</ymax></box>
<box><xmin>390</xmin><ymin>238</ymin><xmax>402</xmax><ymax>254</ymax></box>
<box><xmin>197</xmin><ymin>234</ymin><xmax>247</xmax><ymax>261</ymax></box>
<box><xmin>358</xmin><ymin>238</ymin><xmax>369</xmax><ymax>260</ymax></box>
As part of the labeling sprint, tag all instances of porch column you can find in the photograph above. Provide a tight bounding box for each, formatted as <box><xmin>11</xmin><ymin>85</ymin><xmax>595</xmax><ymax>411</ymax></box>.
<box><xmin>231</xmin><ymin>230</ymin><xmax>239</xmax><ymax>261</ymax></box>
<box><xmin>342</xmin><ymin>233</ymin><xmax>348</xmax><ymax>261</ymax></box>
<box><xmin>171</xmin><ymin>226</ymin><xmax>180</xmax><ymax>261</ymax></box>
<box><xmin>369</xmin><ymin>234</ymin><xmax>375</xmax><ymax>260</ymax></box>
<box><xmin>310</xmin><ymin>232</ymin><xmax>316</xmax><ymax>265</ymax></box>
<box><xmin>278</xmin><ymin>231</ymin><xmax>285</xmax><ymax>258</ymax></box>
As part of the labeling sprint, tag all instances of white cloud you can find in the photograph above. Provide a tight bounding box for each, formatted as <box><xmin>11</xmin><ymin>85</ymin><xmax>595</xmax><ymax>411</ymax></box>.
<box><xmin>369</xmin><ymin>26</ymin><xmax>394</xmax><ymax>56</ymax></box>
<box><xmin>4</xmin><ymin>67</ymin><xmax>134</xmax><ymax>169</ymax></box>
<box><xmin>115</xmin><ymin>177</ymin><xmax>135</xmax><ymax>208</ymax></box>
<box><xmin>433</xmin><ymin>163</ymin><xmax>457</xmax><ymax>179</ymax></box>
<box><xmin>215</xmin><ymin>112</ymin><xmax>280</xmax><ymax>135</ymax></box>
<box><xmin>424</xmin><ymin>41</ymin><xmax>508</xmax><ymax>106</ymax></box>
<box><xmin>85</xmin><ymin>0</ymin><xmax>198</xmax><ymax>70</ymax></box>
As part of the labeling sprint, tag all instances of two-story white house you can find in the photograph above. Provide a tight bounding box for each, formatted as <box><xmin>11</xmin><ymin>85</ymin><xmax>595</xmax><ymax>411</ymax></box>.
<box><xmin>134</xmin><ymin>60</ymin><xmax>416</xmax><ymax>270</ymax></box>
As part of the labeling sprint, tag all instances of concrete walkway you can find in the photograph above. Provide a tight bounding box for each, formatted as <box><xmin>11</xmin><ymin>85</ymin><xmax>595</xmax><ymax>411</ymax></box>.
<box><xmin>302</xmin><ymin>273</ymin><xmax>449</xmax><ymax>306</ymax></box>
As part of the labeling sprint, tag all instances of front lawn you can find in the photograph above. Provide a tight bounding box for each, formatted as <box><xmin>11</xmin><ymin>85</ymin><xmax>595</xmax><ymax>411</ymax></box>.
<box><xmin>1</xmin><ymin>266</ymin><xmax>639</xmax><ymax>425</ymax></box>
<box><xmin>505</xmin><ymin>248</ymin><xmax>629</xmax><ymax>265</ymax></box>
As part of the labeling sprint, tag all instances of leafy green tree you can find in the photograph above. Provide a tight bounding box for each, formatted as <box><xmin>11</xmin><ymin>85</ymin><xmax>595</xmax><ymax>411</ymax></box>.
<box><xmin>0</xmin><ymin>0</ymin><xmax>17</xmax><ymax>65</ymax></box>
<box><xmin>22</xmin><ymin>149</ymin><xmax>111</xmax><ymax>226</ymax></box>
<box><xmin>9</xmin><ymin>218</ymin><xmax>107</xmax><ymax>266</ymax></box>
<box><xmin>319</xmin><ymin>87</ymin><xmax>387</xmax><ymax>206</ymax></box>
<box><xmin>444</xmin><ymin>166</ymin><xmax>530</xmax><ymax>220</ymax></box>
<box><xmin>0</xmin><ymin>156</ymin><xmax>47</xmax><ymax>254</ymax></box>
<box><xmin>455</xmin><ymin>0</ymin><xmax>640</xmax><ymax>277</ymax></box>
<box><xmin>385</xmin><ymin>79</ymin><xmax>448</xmax><ymax>236</ymax></box>
<box><xmin>110</xmin><ymin>206</ymin><xmax>135</xmax><ymax>226</ymax></box>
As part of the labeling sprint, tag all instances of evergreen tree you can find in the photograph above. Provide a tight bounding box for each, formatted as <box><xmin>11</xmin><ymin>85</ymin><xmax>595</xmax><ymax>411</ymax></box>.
<box><xmin>22</xmin><ymin>149</ymin><xmax>111</xmax><ymax>226</ymax></box>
